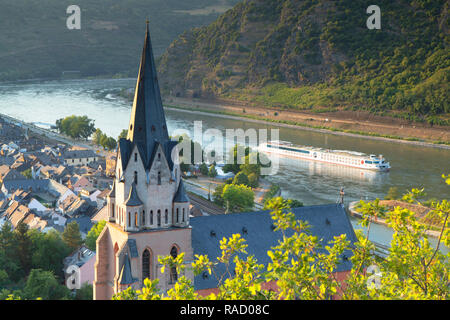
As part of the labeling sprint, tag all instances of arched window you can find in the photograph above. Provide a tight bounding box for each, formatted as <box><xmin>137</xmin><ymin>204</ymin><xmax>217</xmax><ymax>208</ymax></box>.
<box><xmin>142</xmin><ymin>249</ymin><xmax>150</xmax><ymax>282</ymax></box>
<box><xmin>142</xmin><ymin>210</ymin><xmax>145</xmax><ymax>226</ymax></box>
<box><xmin>111</xmin><ymin>204</ymin><xmax>115</xmax><ymax>218</ymax></box>
<box><xmin>134</xmin><ymin>153</ymin><xmax>138</xmax><ymax>162</ymax></box>
<box><xmin>134</xmin><ymin>171</ymin><xmax>138</xmax><ymax>185</ymax></box>
<box><xmin>176</xmin><ymin>208</ymin><xmax>179</xmax><ymax>223</ymax></box>
<box><xmin>169</xmin><ymin>246</ymin><xmax>178</xmax><ymax>284</ymax></box>
<box><xmin>157</xmin><ymin>171</ymin><xmax>161</xmax><ymax>185</ymax></box>
<box><xmin>128</xmin><ymin>212</ymin><xmax>131</xmax><ymax>227</ymax></box>
<box><xmin>157</xmin><ymin>210</ymin><xmax>161</xmax><ymax>227</ymax></box>
<box><xmin>182</xmin><ymin>208</ymin><xmax>185</xmax><ymax>222</ymax></box>
<box><xmin>165</xmin><ymin>209</ymin><xmax>168</xmax><ymax>224</ymax></box>
<box><xmin>135</xmin><ymin>212</ymin><xmax>138</xmax><ymax>227</ymax></box>
<box><xmin>150</xmin><ymin>210</ymin><xmax>153</xmax><ymax>225</ymax></box>
<box><xmin>158</xmin><ymin>153</ymin><xmax>161</xmax><ymax>161</ymax></box>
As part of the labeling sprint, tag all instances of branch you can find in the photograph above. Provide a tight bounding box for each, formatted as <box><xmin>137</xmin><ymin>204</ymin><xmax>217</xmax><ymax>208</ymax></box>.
<box><xmin>425</xmin><ymin>211</ymin><xmax>448</xmax><ymax>269</ymax></box>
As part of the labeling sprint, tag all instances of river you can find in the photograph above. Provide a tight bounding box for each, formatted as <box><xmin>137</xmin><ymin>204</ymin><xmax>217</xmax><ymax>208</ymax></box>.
<box><xmin>0</xmin><ymin>78</ymin><xmax>448</xmax><ymax>250</ymax></box>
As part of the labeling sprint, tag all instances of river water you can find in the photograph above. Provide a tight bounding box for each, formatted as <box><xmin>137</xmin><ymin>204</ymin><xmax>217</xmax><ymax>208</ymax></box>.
<box><xmin>0</xmin><ymin>79</ymin><xmax>448</xmax><ymax>250</ymax></box>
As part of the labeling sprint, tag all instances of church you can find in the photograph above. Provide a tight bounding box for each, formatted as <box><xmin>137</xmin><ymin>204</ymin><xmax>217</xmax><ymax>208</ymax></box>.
<box><xmin>93</xmin><ymin>23</ymin><xmax>357</xmax><ymax>300</ymax></box>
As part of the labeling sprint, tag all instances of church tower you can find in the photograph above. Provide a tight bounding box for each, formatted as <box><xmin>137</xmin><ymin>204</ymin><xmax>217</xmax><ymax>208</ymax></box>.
<box><xmin>94</xmin><ymin>22</ymin><xmax>192</xmax><ymax>300</ymax></box>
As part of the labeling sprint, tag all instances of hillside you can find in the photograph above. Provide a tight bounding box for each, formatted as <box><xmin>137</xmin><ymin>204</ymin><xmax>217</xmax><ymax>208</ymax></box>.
<box><xmin>0</xmin><ymin>0</ymin><xmax>239</xmax><ymax>81</ymax></box>
<box><xmin>158</xmin><ymin>0</ymin><xmax>450</xmax><ymax>124</ymax></box>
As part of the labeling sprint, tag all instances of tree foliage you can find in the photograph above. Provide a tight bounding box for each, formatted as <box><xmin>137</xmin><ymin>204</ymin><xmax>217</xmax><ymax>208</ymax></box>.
<box><xmin>62</xmin><ymin>221</ymin><xmax>83</xmax><ymax>252</ymax></box>
<box><xmin>55</xmin><ymin>115</ymin><xmax>96</xmax><ymax>140</ymax></box>
<box><xmin>114</xmin><ymin>174</ymin><xmax>449</xmax><ymax>300</ymax></box>
<box><xmin>85</xmin><ymin>220</ymin><xmax>106</xmax><ymax>251</ymax></box>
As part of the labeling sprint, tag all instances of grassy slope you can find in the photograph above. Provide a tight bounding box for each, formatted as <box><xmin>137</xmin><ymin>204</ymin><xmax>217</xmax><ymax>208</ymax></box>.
<box><xmin>158</xmin><ymin>0</ymin><xmax>450</xmax><ymax>124</ymax></box>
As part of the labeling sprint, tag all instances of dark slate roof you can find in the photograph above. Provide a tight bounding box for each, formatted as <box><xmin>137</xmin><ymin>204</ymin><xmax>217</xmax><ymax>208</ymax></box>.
<box><xmin>124</xmin><ymin>183</ymin><xmax>143</xmax><ymax>207</ymax></box>
<box><xmin>173</xmin><ymin>180</ymin><xmax>189</xmax><ymax>203</ymax></box>
<box><xmin>2</xmin><ymin>179</ymin><xmax>51</xmax><ymax>193</ymax></box>
<box><xmin>107</xmin><ymin>180</ymin><xmax>116</xmax><ymax>198</ymax></box>
<box><xmin>63</xmin><ymin>149</ymin><xmax>97</xmax><ymax>160</ymax></box>
<box><xmin>127</xmin><ymin>239</ymin><xmax>139</xmax><ymax>258</ymax></box>
<box><xmin>126</xmin><ymin>22</ymin><xmax>169</xmax><ymax>169</ymax></box>
<box><xmin>119</xmin><ymin>254</ymin><xmax>137</xmax><ymax>285</ymax></box>
<box><xmin>118</xmin><ymin>138</ymin><xmax>132</xmax><ymax>170</ymax></box>
<box><xmin>190</xmin><ymin>204</ymin><xmax>358</xmax><ymax>291</ymax></box>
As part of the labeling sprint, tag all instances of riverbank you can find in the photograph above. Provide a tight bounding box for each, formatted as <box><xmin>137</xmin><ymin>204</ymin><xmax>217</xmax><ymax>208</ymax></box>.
<box><xmin>348</xmin><ymin>201</ymin><xmax>442</xmax><ymax>238</ymax></box>
<box><xmin>163</xmin><ymin>96</ymin><xmax>450</xmax><ymax>149</ymax></box>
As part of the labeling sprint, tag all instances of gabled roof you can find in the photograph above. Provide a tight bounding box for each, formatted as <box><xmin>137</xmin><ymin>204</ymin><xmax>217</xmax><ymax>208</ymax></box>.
<box><xmin>173</xmin><ymin>180</ymin><xmax>189</xmax><ymax>203</ymax></box>
<box><xmin>119</xmin><ymin>253</ymin><xmax>137</xmax><ymax>285</ymax></box>
<box><xmin>124</xmin><ymin>183</ymin><xmax>143</xmax><ymax>207</ymax></box>
<box><xmin>190</xmin><ymin>204</ymin><xmax>358</xmax><ymax>291</ymax></box>
<box><xmin>127</xmin><ymin>239</ymin><xmax>139</xmax><ymax>258</ymax></box>
<box><xmin>107</xmin><ymin>180</ymin><xmax>116</xmax><ymax>198</ymax></box>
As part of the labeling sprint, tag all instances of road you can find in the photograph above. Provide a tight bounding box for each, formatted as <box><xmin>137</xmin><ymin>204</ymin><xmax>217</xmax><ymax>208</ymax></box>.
<box><xmin>0</xmin><ymin>112</ymin><xmax>111</xmax><ymax>157</ymax></box>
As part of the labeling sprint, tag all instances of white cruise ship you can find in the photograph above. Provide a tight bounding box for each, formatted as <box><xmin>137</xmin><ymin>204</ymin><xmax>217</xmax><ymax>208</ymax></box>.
<box><xmin>257</xmin><ymin>140</ymin><xmax>390</xmax><ymax>171</ymax></box>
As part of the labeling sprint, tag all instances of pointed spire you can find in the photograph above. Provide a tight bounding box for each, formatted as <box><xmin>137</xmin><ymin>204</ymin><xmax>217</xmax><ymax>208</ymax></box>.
<box><xmin>124</xmin><ymin>183</ymin><xmax>143</xmax><ymax>207</ymax></box>
<box><xmin>127</xmin><ymin>21</ymin><xmax>169</xmax><ymax>167</ymax></box>
<box><xmin>173</xmin><ymin>180</ymin><xmax>189</xmax><ymax>203</ymax></box>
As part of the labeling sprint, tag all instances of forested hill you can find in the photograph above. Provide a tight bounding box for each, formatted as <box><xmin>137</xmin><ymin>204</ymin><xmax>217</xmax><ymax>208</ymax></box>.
<box><xmin>158</xmin><ymin>0</ymin><xmax>449</xmax><ymax>122</ymax></box>
<box><xmin>0</xmin><ymin>0</ymin><xmax>239</xmax><ymax>81</ymax></box>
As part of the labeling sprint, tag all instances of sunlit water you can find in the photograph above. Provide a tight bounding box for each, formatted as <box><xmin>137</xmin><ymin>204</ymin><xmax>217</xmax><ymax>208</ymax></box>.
<box><xmin>0</xmin><ymin>79</ymin><xmax>448</xmax><ymax>250</ymax></box>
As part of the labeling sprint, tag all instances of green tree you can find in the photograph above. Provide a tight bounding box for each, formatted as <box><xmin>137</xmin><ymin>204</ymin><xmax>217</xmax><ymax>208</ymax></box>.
<box><xmin>0</xmin><ymin>221</ymin><xmax>20</xmax><ymax>282</ymax></box>
<box><xmin>208</xmin><ymin>165</ymin><xmax>218</xmax><ymax>178</ymax></box>
<box><xmin>29</xmin><ymin>229</ymin><xmax>71</xmax><ymax>279</ymax></box>
<box><xmin>62</xmin><ymin>221</ymin><xmax>83</xmax><ymax>252</ymax></box>
<box><xmin>232</xmin><ymin>172</ymin><xmax>249</xmax><ymax>187</ymax></box>
<box><xmin>222</xmin><ymin>184</ymin><xmax>254</xmax><ymax>212</ymax></box>
<box><xmin>118</xmin><ymin>129</ymin><xmax>128</xmax><ymax>140</ymax></box>
<box><xmin>212</xmin><ymin>183</ymin><xmax>225</xmax><ymax>207</ymax></box>
<box><xmin>24</xmin><ymin>269</ymin><xmax>70</xmax><ymax>300</ymax></box>
<box><xmin>56</xmin><ymin>115</ymin><xmax>96</xmax><ymax>140</ymax></box>
<box><xmin>74</xmin><ymin>283</ymin><xmax>93</xmax><ymax>300</ymax></box>
<box><xmin>85</xmin><ymin>220</ymin><xmax>106</xmax><ymax>251</ymax></box>
<box><xmin>199</xmin><ymin>163</ymin><xmax>209</xmax><ymax>176</ymax></box>
<box><xmin>247</xmin><ymin>173</ymin><xmax>259</xmax><ymax>188</ymax></box>
<box><xmin>14</xmin><ymin>222</ymin><xmax>32</xmax><ymax>278</ymax></box>
<box><xmin>22</xmin><ymin>168</ymin><xmax>32</xmax><ymax>179</ymax></box>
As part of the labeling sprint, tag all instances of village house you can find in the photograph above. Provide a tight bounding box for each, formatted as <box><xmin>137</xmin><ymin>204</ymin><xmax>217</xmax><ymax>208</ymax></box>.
<box><xmin>63</xmin><ymin>149</ymin><xmax>99</xmax><ymax>167</ymax></box>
